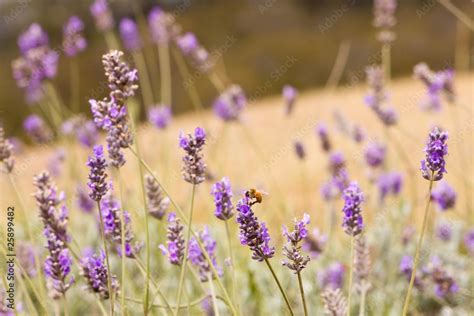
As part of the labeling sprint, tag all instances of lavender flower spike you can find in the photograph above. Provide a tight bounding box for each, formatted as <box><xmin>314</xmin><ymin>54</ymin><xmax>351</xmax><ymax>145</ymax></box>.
<box><xmin>148</xmin><ymin>104</ymin><xmax>172</xmax><ymax>130</ymax></box>
<box><xmin>80</xmin><ymin>250</ymin><xmax>119</xmax><ymax>299</ymax></box>
<box><xmin>211</xmin><ymin>177</ymin><xmax>234</xmax><ymax>221</ymax></box>
<box><xmin>282</xmin><ymin>85</ymin><xmax>298</xmax><ymax>116</ymax></box>
<box><xmin>293</xmin><ymin>141</ymin><xmax>306</xmax><ymax>160</ymax></box>
<box><xmin>63</xmin><ymin>16</ymin><xmax>87</xmax><ymax>57</ymax></box>
<box><xmin>87</xmin><ymin>145</ymin><xmax>109</xmax><ymax>202</ymax></box>
<box><xmin>373</xmin><ymin>0</ymin><xmax>397</xmax><ymax>44</ymax></box>
<box><xmin>159</xmin><ymin>213</ymin><xmax>185</xmax><ymax>265</ymax></box>
<box><xmin>145</xmin><ymin>174</ymin><xmax>170</xmax><ymax>220</ymax></box>
<box><xmin>431</xmin><ymin>181</ymin><xmax>456</xmax><ymax>211</ymax></box>
<box><xmin>119</xmin><ymin>18</ymin><xmax>142</xmax><ymax>52</ymax></box>
<box><xmin>316</xmin><ymin>123</ymin><xmax>331</xmax><ymax>153</ymax></box>
<box><xmin>188</xmin><ymin>226</ymin><xmax>222</xmax><ymax>282</ymax></box>
<box><xmin>236</xmin><ymin>191</ymin><xmax>275</xmax><ymax>261</ymax></box>
<box><xmin>90</xmin><ymin>0</ymin><xmax>114</xmax><ymax>32</ymax></box>
<box><xmin>148</xmin><ymin>6</ymin><xmax>180</xmax><ymax>44</ymax></box>
<box><xmin>179</xmin><ymin>127</ymin><xmax>207</xmax><ymax>185</ymax></box>
<box><xmin>420</xmin><ymin>127</ymin><xmax>448</xmax><ymax>181</ymax></box>
<box><xmin>0</xmin><ymin>127</ymin><xmax>14</xmax><ymax>173</ymax></box>
<box><xmin>364</xmin><ymin>141</ymin><xmax>386</xmax><ymax>168</ymax></box>
<box><xmin>23</xmin><ymin>115</ymin><xmax>53</xmax><ymax>143</ymax></box>
<box><xmin>213</xmin><ymin>85</ymin><xmax>247</xmax><ymax>122</ymax></box>
<box><xmin>341</xmin><ymin>182</ymin><xmax>364</xmax><ymax>237</ymax></box>
<box><xmin>282</xmin><ymin>213</ymin><xmax>311</xmax><ymax>273</ymax></box>
<box><xmin>321</xmin><ymin>288</ymin><xmax>347</xmax><ymax>316</ymax></box>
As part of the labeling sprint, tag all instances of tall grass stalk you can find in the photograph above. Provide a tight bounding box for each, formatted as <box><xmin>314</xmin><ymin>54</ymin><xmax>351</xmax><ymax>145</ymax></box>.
<box><xmin>115</xmin><ymin>169</ymin><xmax>127</xmax><ymax>315</ymax></box>
<box><xmin>402</xmin><ymin>176</ymin><xmax>435</xmax><ymax>316</ymax></box>
<box><xmin>128</xmin><ymin>147</ymin><xmax>238</xmax><ymax>315</ymax></box>
<box><xmin>174</xmin><ymin>185</ymin><xmax>196</xmax><ymax>316</ymax></box>
<box><xmin>133</xmin><ymin>51</ymin><xmax>155</xmax><ymax>109</ymax></box>
<box><xmin>347</xmin><ymin>236</ymin><xmax>354</xmax><ymax>316</ymax></box>
<box><xmin>225</xmin><ymin>220</ymin><xmax>240</xmax><ymax>314</ymax></box>
<box><xmin>297</xmin><ymin>271</ymin><xmax>308</xmax><ymax>316</ymax></box>
<box><xmin>69</xmin><ymin>57</ymin><xmax>80</xmax><ymax>112</ymax></box>
<box><xmin>158</xmin><ymin>43</ymin><xmax>172</xmax><ymax>106</ymax></box>
<box><xmin>209</xmin><ymin>273</ymin><xmax>221</xmax><ymax>316</ymax></box>
<box><xmin>263</xmin><ymin>258</ymin><xmax>294</xmax><ymax>316</ymax></box>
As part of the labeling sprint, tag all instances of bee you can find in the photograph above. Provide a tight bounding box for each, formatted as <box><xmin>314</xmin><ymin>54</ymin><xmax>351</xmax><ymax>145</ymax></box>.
<box><xmin>245</xmin><ymin>188</ymin><xmax>268</xmax><ymax>204</ymax></box>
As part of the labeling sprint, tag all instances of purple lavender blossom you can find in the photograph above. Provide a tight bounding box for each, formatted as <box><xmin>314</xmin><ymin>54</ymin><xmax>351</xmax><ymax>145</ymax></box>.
<box><xmin>47</xmin><ymin>149</ymin><xmax>66</xmax><ymax>178</ymax></box>
<box><xmin>159</xmin><ymin>212</ymin><xmax>185</xmax><ymax>265</ymax></box>
<box><xmin>145</xmin><ymin>174</ymin><xmax>170</xmax><ymax>220</ymax></box>
<box><xmin>431</xmin><ymin>181</ymin><xmax>456</xmax><ymax>211</ymax></box>
<box><xmin>365</xmin><ymin>66</ymin><xmax>398</xmax><ymax>126</ymax></box>
<box><xmin>119</xmin><ymin>18</ymin><xmax>142</xmax><ymax>52</ymax></box>
<box><xmin>176</xmin><ymin>32</ymin><xmax>198</xmax><ymax>55</ymax></box>
<box><xmin>302</xmin><ymin>228</ymin><xmax>327</xmax><ymax>259</ymax></box>
<box><xmin>18</xmin><ymin>23</ymin><xmax>49</xmax><ymax>53</ymax></box>
<box><xmin>319</xmin><ymin>262</ymin><xmax>345</xmax><ymax>290</ymax></box>
<box><xmin>420</xmin><ymin>127</ymin><xmax>448</xmax><ymax>181</ymax></box>
<box><xmin>364</xmin><ymin>141</ymin><xmax>386</xmax><ymax>168</ymax></box>
<box><xmin>463</xmin><ymin>228</ymin><xmax>474</xmax><ymax>255</ymax></box>
<box><xmin>62</xmin><ymin>116</ymin><xmax>99</xmax><ymax>148</ymax></box>
<box><xmin>148</xmin><ymin>104</ymin><xmax>172</xmax><ymax>129</ymax></box>
<box><xmin>236</xmin><ymin>192</ymin><xmax>275</xmax><ymax>262</ymax></box>
<box><xmin>377</xmin><ymin>171</ymin><xmax>403</xmax><ymax>201</ymax></box>
<box><xmin>0</xmin><ymin>127</ymin><xmax>14</xmax><ymax>173</ymax></box>
<box><xmin>316</xmin><ymin>123</ymin><xmax>331</xmax><ymax>152</ymax></box>
<box><xmin>63</xmin><ymin>16</ymin><xmax>87</xmax><ymax>57</ymax></box>
<box><xmin>100</xmin><ymin>195</ymin><xmax>140</xmax><ymax>258</ymax></box>
<box><xmin>211</xmin><ymin>177</ymin><xmax>234</xmax><ymax>221</ymax></box>
<box><xmin>293</xmin><ymin>141</ymin><xmax>306</xmax><ymax>160</ymax></box>
<box><xmin>23</xmin><ymin>114</ymin><xmax>53</xmax><ymax>143</ymax></box>
<box><xmin>148</xmin><ymin>6</ymin><xmax>180</xmax><ymax>44</ymax></box>
<box><xmin>90</xmin><ymin>0</ymin><xmax>114</xmax><ymax>32</ymax></box>
<box><xmin>399</xmin><ymin>255</ymin><xmax>424</xmax><ymax>290</ymax></box>
<box><xmin>282</xmin><ymin>214</ymin><xmax>311</xmax><ymax>272</ymax></box>
<box><xmin>329</xmin><ymin>152</ymin><xmax>349</xmax><ymax>192</ymax></box>
<box><xmin>87</xmin><ymin>145</ymin><xmax>109</xmax><ymax>202</ymax></box>
<box><xmin>373</xmin><ymin>0</ymin><xmax>397</xmax><ymax>44</ymax></box>
<box><xmin>436</xmin><ymin>222</ymin><xmax>452</xmax><ymax>242</ymax></box>
<box><xmin>188</xmin><ymin>226</ymin><xmax>222</xmax><ymax>282</ymax></box>
<box><xmin>414</xmin><ymin>63</ymin><xmax>456</xmax><ymax>110</ymax></box>
<box><xmin>76</xmin><ymin>185</ymin><xmax>95</xmax><ymax>213</ymax></box>
<box><xmin>352</xmin><ymin>125</ymin><xmax>366</xmax><ymax>143</ymax></box>
<box><xmin>282</xmin><ymin>85</ymin><xmax>298</xmax><ymax>116</ymax></box>
<box><xmin>213</xmin><ymin>85</ymin><xmax>247</xmax><ymax>122</ymax></box>
<box><xmin>427</xmin><ymin>259</ymin><xmax>458</xmax><ymax>298</ymax></box>
<box><xmin>17</xmin><ymin>243</ymin><xmax>37</xmax><ymax>278</ymax></box>
<box><xmin>341</xmin><ymin>182</ymin><xmax>364</xmax><ymax>237</ymax></box>
<box><xmin>179</xmin><ymin>127</ymin><xmax>207</xmax><ymax>185</ymax></box>
<box><xmin>175</xmin><ymin>32</ymin><xmax>212</xmax><ymax>72</ymax></box>
<box><xmin>80</xmin><ymin>250</ymin><xmax>119</xmax><ymax>299</ymax></box>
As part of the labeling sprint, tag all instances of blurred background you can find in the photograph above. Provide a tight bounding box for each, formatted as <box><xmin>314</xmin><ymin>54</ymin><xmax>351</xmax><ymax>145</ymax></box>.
<box><xmin>0</xmin><ymin>0</ymin><xmax>472</xmax><ymax>138</ymax></box>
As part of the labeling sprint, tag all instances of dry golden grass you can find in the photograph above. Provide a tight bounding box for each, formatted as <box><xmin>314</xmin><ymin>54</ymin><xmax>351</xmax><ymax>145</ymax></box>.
<box><xmin>4</xmin><ymin>73</ymin><xmax>473</xmax><ymax>240</ymax></box>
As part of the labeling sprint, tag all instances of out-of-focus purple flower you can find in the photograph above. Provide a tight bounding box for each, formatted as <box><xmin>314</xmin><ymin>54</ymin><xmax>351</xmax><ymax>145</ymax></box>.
<box><xmin>352</xmin><ymin>125</ymin><xmax>366</xmax><ymax>143</ymax></box>
<box><xmin>213</xmin><ymin>85</ymin><xmax>247</xmax><ymax>122</ymax></box>
<box><xmin>328</xmin><ymin>152</ymin><xmax>350</xmax><ymax>193</ymax></box>
<box><xmin>80</xmin><ymin>250</ymin><xmax>119</xmax><ymax>299</ymax></box>
<box><xmin>119</xmin><ymin>18</ymin><xmax>142</xmax><ymax>52</ymax></box>
<box><xmin>399</xmin><ymin>255</ymin><xmax>424</xmax><ymax>290</ymax></box>
<box><xmin>63</xmin><ymin>16</ymin><xmax>87</xmax><ymax>57</ymax></box>
<box><xmin>320</xmin><ymin>181</ymin><xmax>337</xmax><ymax>201</ymax></box>
<box><xmin>282</xmin><ymin>85</ymin><xmax>298</xmax><ymax>116</ymax></box>
<box><xmin>179</xmin><ymin>127</ymin><xmax>207</xmax><ymax>185</ymax></box>
<box><xmin>302</xmin><ymin>228</ymin><xmax>327</xmax><ymax>259</ymax></box>
<box><xmin>401</xmin><ymin>226</ymin><xmax>415</xmax><ymax>246</ymax></box>
<box><xmin>364</xmin><ymin>141</ymin><xmax>386</xmax><ymax>168</ymax></box>
<box><xmin>293</xmin><ymin>141</ymin><xmax>306</xmax><ymax>160</ymax></box>
<box><xmin>365</xmin><ymin>66</ymin><xmax>398</xmax><ymax>126</ymax></box>
<box><xmin>236</xmin><ymin>192</ymin><xmax>275</xmax><ymax>262</ymax></box>
<box><xmin>424</xmin><ymin>258</ymin><xmax>458</xmax><ymax>299</ymax></box>
<box><xmin>463</xmin><ymin>228</ymin><xmax>474</xmax><ymax>255</ymax></box>
<box><xmin>18</xmin><ymin>23</ymin><xmax>49</xmax><ymax>53</ymax></box>
<box><xmin>148</xmin><ymin>104</ymin><xmax>172</xmax><ymax>129</ymax></box>
<box><xmin>23</xmin><ymin>114</ymin><xmax>53</xmax><ymax>143</ymax></box>
<box><xmin>211</xmin><ymin>177</ymin><xmax>234</xmax><ymax>221</ymax></box>
<box><xmin>76</xmin><ymin>185</ymin><xmax>95</xmax><ymax>213</ymax></box>
<box><xmin>17</xmin><ymin>243</ymin><xmax>37</xmax><ymax>278</ymax></box>
<box><xmin>431</xmin><ymin>181</ymin><xmax>456</xmax><ymax>211</ymax></box>
<box><xmin>160</xmin><ymin>212</ymin><xmax>185</xmax><ymax>265</ymax></box>
<box><xmin>148</xmin><ymin>6</ymin><xmax>181</xmax><ymax>44</ymax></box>
<box><xmin>87</xmin><ymin>145</ymin><xmax>109</xmax><ymax>202</ymax></box>
<box><xmin>145</xmin><ymin>174</ymin><xmax>170</xmax><ymax>220</ymax></box>
<box><xmin>377</xmin><ymin>171</ymin><xmax>403</xmax><ymax>201</ymax></box>
<box><xmin>62</xmin><ymin>116</ymin><xmax>99</xmax><ymax>148</ymax></box>
<box><xmin>373</xmin><ymin>0</ymin><xmax>397</xmax><ymax>44</ymax></box>
<box><xmin>188</xmin><ymin>226</ymin><xmax>222</xmax><ymax>282</ymax></box>
<box><xmin>316</xmin><ymin>123</ymin><xmax>331</xmax><ymax>153</ymax></box>
<box><xmin>414</xmin><ymin>63</ymin><xmax>456</xmax><ymax>110</ymax></box>
<box><xmin>175</xmin><ymin>32</ymin><xmax>212</xmax><ymax>72</ymax></box>
<box><xmin>282</xmin><ymin>214</ymin><xmax>311</xmax><ymax>272</ymax></box>
<box><xmin>101</xmin><ymin>195</ymin><xmax>140</xmax><ymax>258</ymax></box>
<box><xmin>90</xmin><ymin>0</ymin><xmax>114</xmax><ymax>32</ymax></box>
<box><xmin>0</xmin><ymin>127</ymin><xmax>15</xmax><ymax>173</ymax></box>
<box><xmin>341</xmin><ymin>182</ymin><xmax>364</xmax><ymax>237</ymax></box>
<box><xmin>47</xmin><ymin>149</ymin><xmax>66</xmax><ymax>178</ymax></box>
<box><xmin>436</xmin><ymin>222</ymin><xmax>452</xmax><ymax>242</ymax></box>
<box><xmin>319</xmin><ymin>262</ymin><xmax>345</xmax><ymax>290</ymax></box>
<box><xmin>420</xmin><ymin>127</ymin><xmax>448</xmax><ymax>181</ymax></box>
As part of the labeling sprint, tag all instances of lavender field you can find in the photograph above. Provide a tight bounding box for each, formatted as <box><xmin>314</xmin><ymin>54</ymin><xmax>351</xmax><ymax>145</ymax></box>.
<box><xmin>0</xmin><ymin>1</ymin><xmax>473</xmax><ymax>315</ymax></box>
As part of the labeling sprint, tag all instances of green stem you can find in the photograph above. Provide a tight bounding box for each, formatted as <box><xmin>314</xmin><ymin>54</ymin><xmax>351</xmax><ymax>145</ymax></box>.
<box><xmin>209</xmin><ymin>274</ymin><xmax>220</xmax><ymax>316</ymax></box>
<box><xmin>225</xmin><ymin>221</ymin><xmax>239</xmax><ymax>314</ymax></box>
<box><xmin>174</xmin><ymin>185</ymin><xmax>196</xmax><ymax>316</ymax></box>
<box><xmin>104</xmin><ymin>31</ymin><xmax>120</xmax><ymax>50</ymax></box>
<box><xmin>69</xmin><ymin>57</ymin><xmax>80</xmax><ymax>112</ymax></box>
<box><xmin>297</xmin><ymin>271</ymin><xmax>308</xmax><ymax>316</ymax></box>
<box><xmin>115</xmin><ymin>169</ymin><xmax>127</xmax><ymax>315</ymax></box>
<box><xmin>347</xmin><ymin>236</ymin><xmax>354</xmax><ymax>316</ymax></box>
<box><xmin>264</xmin><ymin>259</ymin><xmax>294</xmax><ymax>316</ymax></box>
<box><xmin>381</xmin><ymin>44</ymin><xmax>391</xmax><ymax>83</ymax></box>
<box><xmin>358</xmin><ymin>287</ymin><xmax>367</xmax><ymax>316</ymax></box>
<box><xmin>133</xmin><ymin>51</ymin><xmax>155</xmax><ymax>109</ymax></box>
<box><xmin>402</xmin><ymin>177</ymin><xmax>434</xmax><ymax>316</ymax></box>
<box><xmin>158</xmin><ymin>43</ymin><xmax>172</xmax><ymax>106</ymax></box>
<box><xmin>97</xmin><ymin>201</ymin><xmax>114</xmax><ymax>316</ymax></box>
